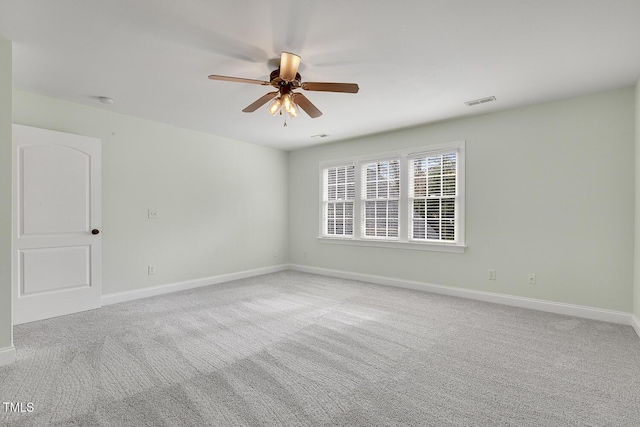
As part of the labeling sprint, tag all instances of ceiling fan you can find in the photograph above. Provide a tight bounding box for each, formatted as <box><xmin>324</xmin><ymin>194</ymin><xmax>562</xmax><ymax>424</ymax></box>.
<box><xmin>208</xmin><ymin>52</ymin><xmax>359</xmax><ymax>121</ymax></box>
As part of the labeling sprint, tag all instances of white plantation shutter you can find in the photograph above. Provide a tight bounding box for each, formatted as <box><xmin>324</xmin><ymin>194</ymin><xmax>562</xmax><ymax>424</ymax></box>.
<box><xmin>362</xmin><ymin>159</ymin><xmax>400</xmax><ymax>238</ymax></box>
<box><xmin>323</xmin><ymin>165</ymin><xmax>355</xmax><ymax>236</ymax></box>
<box><xmin>410</xmin><ymin>151</ymin><xmax>457</xmax><ymax>242</ymax></box>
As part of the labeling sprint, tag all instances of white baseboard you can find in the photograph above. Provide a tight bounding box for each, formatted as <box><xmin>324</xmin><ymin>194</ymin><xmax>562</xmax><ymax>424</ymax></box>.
<box><xmin>102</xmin><ymin>264</ymin><xmax>288</xmax><ymax>306</ymax></box>
<box><xmin>100</xmin><ymin>262</ymin><xmax>638</xmax><ymax>336</ymax></box>
<box><xmin>0</xmin><ymin>346</ymin><xmax>16</xmax><ymax>367</ymax></box>
<box><xmin>288</xmin><ymin>264</ymin><xmax>633</xmax><ymax>326</ymax></box>
<box><xmin>632</xmin><ymin>315</ymin><xmax>640</xmax><ymax>339</ymax></box>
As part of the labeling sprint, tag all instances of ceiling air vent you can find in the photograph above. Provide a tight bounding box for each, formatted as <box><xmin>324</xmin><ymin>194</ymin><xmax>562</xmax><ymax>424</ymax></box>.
<box><xmin>465</xmin><ymin>96</ymin><xmax>496</xmax><ymax>107</ymax></box>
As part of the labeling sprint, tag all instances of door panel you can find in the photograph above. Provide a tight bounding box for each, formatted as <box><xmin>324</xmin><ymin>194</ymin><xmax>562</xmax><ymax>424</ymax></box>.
<box><xmin>13</xmin><ymin>124</ymin><xmax>102</xmax><ymax>325</ymax></box>
<box><xmin>20</xmin><ymin>246</ymin><xmax>90</xmax><ymax>295</ymax></box>
<box><xmin>21</xmin><ymin>145</ymin><xmax>90</xmax><ymax>235</ymax></box>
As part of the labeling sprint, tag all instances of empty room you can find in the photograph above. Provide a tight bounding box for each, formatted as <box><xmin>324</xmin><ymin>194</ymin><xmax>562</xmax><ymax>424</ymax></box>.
<box><xmin>1</xmin><ymin>1</ymin><xmax>640</xmax><ymax>425</ymax></box>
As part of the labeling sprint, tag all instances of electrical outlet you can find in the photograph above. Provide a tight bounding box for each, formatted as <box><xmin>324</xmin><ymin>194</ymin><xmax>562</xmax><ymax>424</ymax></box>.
<box><xmin>148</xmin><ymin>209</ymin><xmax>159</xmax><ymax>219</ymax></box>
<box><xmin>273</xmin><ymin>251</ymin><xmax>278</xmax><ymax>258</ymax></box>
<box><xmin>527</xmin><ymin>273</ymin><xmax>536</xmax><ymax>284</ymax></box>
<box><xmin>303</xmin><ymin>250</ymin><xmax>307</xmax><ymax>258</ymax></box>
<box><xmin>148</xmin><ymin>265</ymin><xmax>156</xmax><ymax>275</ymax></box>
<box><xmin>488</xmin><ymin>269</ymin><xmax>496</xmax><ymax>280</ymax></box>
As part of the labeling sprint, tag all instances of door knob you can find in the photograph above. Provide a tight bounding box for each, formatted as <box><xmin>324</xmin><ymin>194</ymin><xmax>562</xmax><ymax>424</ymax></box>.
<box><xmin>91</xmin><ymin>229</ymin><xmax>100</xmax><ymax>235</ymax></box>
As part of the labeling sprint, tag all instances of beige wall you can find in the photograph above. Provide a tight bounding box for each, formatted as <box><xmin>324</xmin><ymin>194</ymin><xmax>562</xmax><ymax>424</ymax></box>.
<box><xmin>0</xmin><ymin>41</ymin><xmax>12</xmax><ymax>355</ymax></box>
<box><xmin>13</xmin><ymin>90</ymin><xmax>289</xmax><ymax>295</ymax></box>
<box><xmin>289</xmin><ymin>87</ymin><xmax>635</xmax><ymax>312</ymax></box>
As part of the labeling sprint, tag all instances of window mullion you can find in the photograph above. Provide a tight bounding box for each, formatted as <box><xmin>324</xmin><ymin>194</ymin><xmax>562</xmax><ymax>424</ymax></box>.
<box><xmin>399</xmin><ymin>156</ymin><xmax>409</xmax><ymax>243</ymax></box>
<box><xmin>353</xmin><ymin>161</ymin><xmax>362</xmax><ymax>240</ymax></box>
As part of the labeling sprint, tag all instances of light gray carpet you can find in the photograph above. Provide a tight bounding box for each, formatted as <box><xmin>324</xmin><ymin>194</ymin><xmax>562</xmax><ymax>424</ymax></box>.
<box><xmin>1</xmin><ymin>271</ymin><xmax>639</xmax><ymax>426</ymax></box>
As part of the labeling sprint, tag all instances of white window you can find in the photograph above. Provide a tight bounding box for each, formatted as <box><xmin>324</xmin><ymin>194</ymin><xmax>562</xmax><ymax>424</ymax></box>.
<box><xmin>410</xmin><ymin>152</ymin><xmax>458</xmax><ymax>242</ymax></box>
<box><xmin>322</xmin><ymin>165</ymin><xmax>355</xmax><ymax>237</ymax></box>
<box><xmin>320</xmin><ymin>141</ymin><xmax>465</xmax><ymax>253</ymax></box>
<box><xmin>363</xmin><ymin>159</ymin><xmax>400</xmax><ymax>238</ymax></box>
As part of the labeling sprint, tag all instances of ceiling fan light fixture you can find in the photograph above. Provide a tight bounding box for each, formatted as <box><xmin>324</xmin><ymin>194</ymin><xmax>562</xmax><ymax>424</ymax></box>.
<box><xmin>279</xmin><ymin>52</ymin><xmax>301</xmax><ymax>81</ymax></box>
<box><xmin>282</xmin><ymin>93</ymin><xmax>293</xmax><ymax>112</ymax></box>
<box><xmin>268</xmin><ymin>97</ymin><xmax>282</xmax><ymax>115</ymax></box>
<box><xmin>288</xmin><ymin>103</ymin><xmax>299</xmax><ymax>118</ymax></box>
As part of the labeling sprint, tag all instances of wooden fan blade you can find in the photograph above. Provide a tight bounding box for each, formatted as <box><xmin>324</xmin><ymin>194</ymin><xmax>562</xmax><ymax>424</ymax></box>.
<box><xmin>279</xmin><ymin>52</ymin><xmax>301</xmax><ymax>81</ymax></box>
<box><xmin>242</xmin><ymin>92</ymin><xmax>278</xmax><ymax>112</ymax></box>
<box><xmin>208</xmin><ymin>75</ymin><xmax>270</xmax><ymax>85</ymax></box>
<box><xmin>294</xmin><ymin>93</ymin><xmax>322</xmax><ymax>118</ymax></box>
<box><xmin>301</xmin><ymin>82</ymin><xmax>359</xmax><ymax>93</ymax></box>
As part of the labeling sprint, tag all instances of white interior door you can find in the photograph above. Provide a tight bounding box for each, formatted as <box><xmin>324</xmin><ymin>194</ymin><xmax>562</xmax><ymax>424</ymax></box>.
<box><xmin>13</xmin><ymin>124</ymin><xmax>102</xmax><ymax>324</ymax></box>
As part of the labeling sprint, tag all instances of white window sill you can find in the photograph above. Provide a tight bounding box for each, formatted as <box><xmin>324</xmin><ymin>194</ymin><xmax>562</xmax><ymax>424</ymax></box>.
<box><xmin>317</xmin><ymin>237</ymin><xmax>466</xmax><ymax>253</ymax></box>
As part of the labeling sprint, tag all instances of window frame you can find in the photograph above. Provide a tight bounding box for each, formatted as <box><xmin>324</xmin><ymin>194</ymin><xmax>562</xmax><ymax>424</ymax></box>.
<box><xmin>318</xmin><ymin>141</ymin><xmax>466</xmax><ymax>253</ymax></box>
<box><xmin>361</xmin><ymin>158</ymin><xmax>401</xmax><ymax>240</ymax></box>
<box><xmin>321</xmin><ymin>163</ymin><xmax>356</xmax><ymax>238</ymax></box>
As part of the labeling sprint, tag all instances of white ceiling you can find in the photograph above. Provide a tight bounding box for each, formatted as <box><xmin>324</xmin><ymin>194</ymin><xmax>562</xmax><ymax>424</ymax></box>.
<box><xmin>1</xmin><ymin>0</ymin><xmax>640</xmax><ymax>151</ymax></box>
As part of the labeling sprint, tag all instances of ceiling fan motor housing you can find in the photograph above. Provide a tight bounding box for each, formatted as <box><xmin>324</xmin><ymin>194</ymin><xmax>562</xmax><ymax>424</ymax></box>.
<box><xmin>270</xmin><ymin>68</ymin><xmax>302</xmax><ymax>86</ymax></box>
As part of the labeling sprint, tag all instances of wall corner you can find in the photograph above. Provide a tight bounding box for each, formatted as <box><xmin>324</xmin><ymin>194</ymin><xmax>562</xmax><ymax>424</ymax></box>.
<box><xmin>634</xmin><ymin>78</ymin><xmax>640</xmax><ymax>321</ymax></box>
<box><xmin>0</xmin><ymin>39</ymin><xmax>14</xmax><ymax>363</ymax></box>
